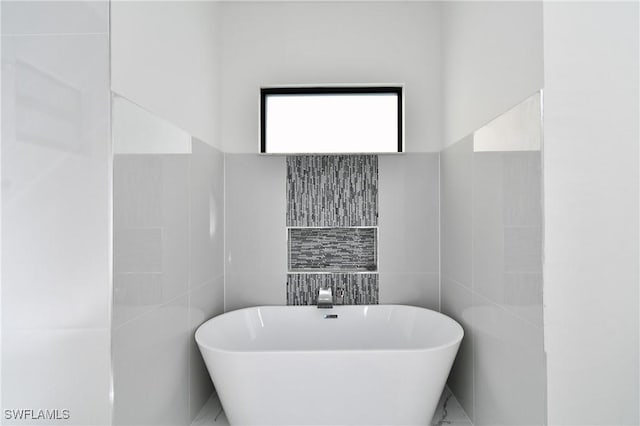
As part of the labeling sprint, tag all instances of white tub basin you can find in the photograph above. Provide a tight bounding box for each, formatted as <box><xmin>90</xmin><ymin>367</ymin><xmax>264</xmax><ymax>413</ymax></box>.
<box><xmin>196</xmin><ymin>305</ymin><xmax>463</xmax><ymax>425</ymax></box>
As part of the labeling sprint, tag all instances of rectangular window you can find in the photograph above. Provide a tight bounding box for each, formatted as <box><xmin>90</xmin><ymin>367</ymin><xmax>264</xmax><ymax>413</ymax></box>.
<box><xmin>260</xmin><ymin>86</ymin><xmax>403</xmax><ymax>154</ymax></box>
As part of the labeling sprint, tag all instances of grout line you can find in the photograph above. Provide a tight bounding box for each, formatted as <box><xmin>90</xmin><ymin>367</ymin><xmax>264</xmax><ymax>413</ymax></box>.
<box><xmin>286</xmin><ymin>226</ymin><xmax>379</xmax><ymax>229</ymax></box>
<box><xmin>213</xmin><ymin>406</ymin><xmax>223</xmax><ymax>422</ymax></box>
<box><xmin>2</xmin><ymin>32</ymin><xmax>109</xmax><ymax>37</ymax></box>
<box><xmin>433</xmin><ymin>391</ymin><xmax>452</xmax><ymax>426</ymax></box>
<box><xmin>438</xmin><ymin>152</ymin><xmax>442</xmax><ymax>313</ymax></box>
<box><xmin>187</xmin><ymin>151</ymin><xmax>193</xmax><ymax>422</ymax></box>
<box><xmin>287</xmin><ymin>271</ymin><xmax>379</xmax><ymax>274</ymax></box>
<box><xmin>448</xmin><ymin>388</ymin><xmax>475</xmax><ymax>426</ymax></box>
<box><xmin>4</xmin><ymin>327</ymin><xmax>112</xmax><ymax>333</ymax></box>
<box><xmin>112</xmin><ymin>289</ymin><xmax>191</xmax><ymax>331</ymax></box>
<box><xmin>192</xmin><ymin>274</ymin><xmax>225</xmax><ymax>292</ymax></box>
<box><xmin>442</xmin><ymin>274</ymin><xmax>543</xmax><ymax>330</ymax></box>
<box><xmin>223</xmin><ymin>153</ymin><xmax>227</xmax><ymax>313</ymax></box>
<box><xmin>107</xmin><ymin>0</ymin><xmax>115</xmax><ymax>421</ymax></box>
<box><xmin>1</xmin><ymin>0</ymin><xmax>4</xmax><ymax>408</ymax></box>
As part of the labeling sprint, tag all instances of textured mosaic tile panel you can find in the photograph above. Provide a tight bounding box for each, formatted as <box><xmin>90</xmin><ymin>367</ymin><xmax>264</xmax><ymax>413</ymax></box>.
<box><xmin>287</xmin><ymin>155</ymin><xmax>378</xmax><ymax>227</ymax></box>
<box><xmin>286</xmin><ymin>273</ymin><xmax>379</xmax><ymax>305</ymax></box>
<box><xmin>288</xmin><ymin>227</ymin><xmax>377</xmax><ymax>271</ymax></box>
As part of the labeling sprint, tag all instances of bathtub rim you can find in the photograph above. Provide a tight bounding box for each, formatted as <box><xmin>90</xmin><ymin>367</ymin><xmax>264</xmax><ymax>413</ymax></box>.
<box><xmin>195</xmin><ymin>304</ymin><xmax>464</xmax><ymax>355</ymax></box>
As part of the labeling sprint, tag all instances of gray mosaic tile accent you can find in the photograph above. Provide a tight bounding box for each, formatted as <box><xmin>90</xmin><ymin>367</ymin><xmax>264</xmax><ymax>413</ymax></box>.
<box><xmin>287</xmin><ymin>155</ymin><xmax>378</xmax><ymax>227</ymax></box>
<box><xmin>288</xmin><ymin>227</ymin><xmax>377</xmax><ymax>272</ymax></box>
<box><xmin>286</xmin><ymin>273</ymin><xmax>379</xmax><ymax>305</ymax></box>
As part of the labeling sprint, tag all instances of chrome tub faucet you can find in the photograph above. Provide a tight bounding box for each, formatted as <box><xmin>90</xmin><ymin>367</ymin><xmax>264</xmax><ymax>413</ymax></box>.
<box><xmin>317</xmin><ymin>286</ymin><xmax>333</xmax><ymax>309</ymax></box>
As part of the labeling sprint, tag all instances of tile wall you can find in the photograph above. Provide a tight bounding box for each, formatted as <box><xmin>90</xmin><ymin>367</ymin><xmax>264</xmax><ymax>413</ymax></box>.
<box><xmin>440</xmin><ymin>92</ymin><xmax>546</xmax><ymax>425</ymax></box>
<box><xmin>286</xmin><ymin>155</ymin><xmax>378</xmax><ymax>227</ymax></box>
<box><xmin>1</xmin><ymin>2</ymin><xmax>112</xmax><ymax>423</ymax></box>
<box><xmin>224</xmin><ymin>153</ymin><xmax>440</xmax><ymax>311</ymax></box>
<box><xmin>378</xmin><ymin>153</ymin><xmax>440</xmax><ymax>310</ymax></box>
<box><xmin>288</xmin><ymin>227</ymin><xmax>377</xmax><ymax>272</ymax></box>
<box><xmin>112</xmin><ymin>97</ymin><xmax>224</xmax><ymax>425</ymax></box>
<box><xmin>286</xmin><ymin>273</ymin><xmax>379</xmax><ymax>306</ymax></box>
<box><xmin>224</xmin><ymin>154</ymin><xmax>286</xmax><ymax>311</ymax></box>
<box><xmin>286</xmin><ymin>155</ymin><xmax>379</xmax><ymax>305</ymax></box>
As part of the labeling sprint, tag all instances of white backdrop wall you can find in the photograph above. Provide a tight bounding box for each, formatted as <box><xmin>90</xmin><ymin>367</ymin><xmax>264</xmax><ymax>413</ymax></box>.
<box><xmin>110</xmin><ymin>1</ymin><xmax>222</xmax><ymax>150</ymax></box>
<box><xmin>543</xmin><ymin>2</ymin><xmax>639</xmax><ymax>424</ymax></box>
<box><xmin>441</xmin><ymin>1</ymin><xmax>543</xmax><ymax>147</ymax></box>
<box><xmin>219</xmin><ymin>1</ymin><xmax>443</xmax><ymax>153</ymax></box>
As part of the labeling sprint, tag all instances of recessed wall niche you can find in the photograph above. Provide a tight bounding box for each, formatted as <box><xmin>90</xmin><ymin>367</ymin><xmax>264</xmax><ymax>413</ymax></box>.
<box><xmin>288</xmin><ymin>227</ymin><xmax>377</xmax><ymax>272</ymax></box>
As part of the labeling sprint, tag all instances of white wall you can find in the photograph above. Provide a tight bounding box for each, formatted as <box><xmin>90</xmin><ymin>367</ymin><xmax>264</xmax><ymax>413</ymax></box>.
<box><xmin>543</xmin><ymin>2</ymin><xmax>639</xmax><ymax>424</ymax></box>
<box><xmin>111</xmin><ymin>1</ymin><xmax>222</xmax><ymax>150</ymax></box>
<box><xmin>1</xmin><ymin>1</ymin><xmax>112</xmax><ymax>423</ymax></box>
<box><xmin>441</xmin><ymin>1</ymin><xmax>543</xmax><ymax>147</ymax></box>
<box><xmin>219</xmin><ymin>1</ymin><xmax>442</xmax><ymax>153</ymax></box>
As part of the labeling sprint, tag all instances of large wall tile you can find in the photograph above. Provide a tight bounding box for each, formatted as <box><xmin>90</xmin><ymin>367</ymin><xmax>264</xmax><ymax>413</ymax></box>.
<box><xmin>225</xmin><ymin>154</ymin><xmax>286</xmax><ymax>310</ymax></box>
<box><xmin>472</xmin><ymin>152</ymin><xmax>504</xmax><ymax>305</ymax></box>
<box><xmin>113</xmin><ymin>155</ymin><xmax>190</xmax><ymax>328</ymax></box>
<box><xmin>188</xmin><ymin>140</ymin><xmax>225</xmax><ymax>414</ymax></box>
<box><xmin>472</xmin><ymin>131</ymin><xmax>543</xmax><ymax>326</ymax></box>
<box><xmin>188</xmin><ymin>139</ymin><xmax>225</xmax><ymax>420</ymax></box>
<box><xmin>441</xmin><ymin>93</ymin><xmax>544</xmax><ymax>425</ymax></box>
<box><xmin>2</xmin><ymin>1</ymin><xmax>108</xmax><ymax>35</ymax></box>
<box><xmin>504</xmin><ymin>227</ymin><xmax>542</xmax><ymax>273</ymax></box>
<box><xmin>2</xmin><ymin>33</ymin><xmax>111</xmax><ymax>331</ymax></box>
<box><xmin>502</xmin><ymin>152</ymin><xmax>542</xmax><ymax>229</ymax></box>
<box><xmin>378</xmin><ymin>154</ymin><xmax>439</xmax><ymax>273</ymax></box>
<box><xmin>2</xmin><ymin>329</ymin><xmax>111</xmax><ymax>425</ymax></box>
<box><xmin>190</xmin><ymin>140</ymin><xmax>224</xmax><ymax>290</ymax></box>
<box><xmin>188</xmin><ymin>277</ymin><xmax>224</xmax><ymax>419</ymax></box>
<box><xmin>225</xmin><ymin>273</ymin><xmax>286</xmax><ymax>311</ymax></box>
<box><xmin>378</xmin><ymin>272</ymin><xmax>439</xmax><ymax>311</ymax></box>
<box><xmin>114</xmin><ymin>227</ymin><xmax>163</xmax><ymax>274</ymax></box>
<box><xmin>441</xmin><ymin>276</ymin><xmax>475</xmax><ymax>421</ymax></box>
<box><xmin>2</xmin><ymin>23</ymin><xmax>112</xmax><ymax>425</ymax></box>
<box><xmin>378</xmin><ymin>153</ymin><xmax>440</xmax><ymax>308</ymax></box>
<box><xmin>113</xmin><ymin>296</ymin><xmax>191</xmax><ymax>426</ymax></box>
<box><xmin>113</xmin><ymin>155</ymin><xmax>163</xmax><ymax>228</ymax></box>
<box><xmin>112</xmin><ymin>101</ymin><xmax>225</xmax><ymax>423</ymax></box>
<box><xmin>502</xmin><ymin>272</ymin><xmax>543</xmax><ymax>327</ymax></box>
<box><xmin>187</xmin><ymin>142</ymin><xmax>225</xmax><ymax>420</ymax></box>
<box><xmin>471</xmin><ymin>294</ymin><xmax>546</xmax><ymax>426</ymax></box>
<box><xmin>441</xmin><ymin>137</ymin><xmax>473</xmax><ymax>288</ymax></box>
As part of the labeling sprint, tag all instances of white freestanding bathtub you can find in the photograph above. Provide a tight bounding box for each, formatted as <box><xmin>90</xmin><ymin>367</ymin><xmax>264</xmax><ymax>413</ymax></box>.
<box><xmin>195</xmin><ymin>305</ymin><xmax>463</xmax><ymax>425</ymax></box>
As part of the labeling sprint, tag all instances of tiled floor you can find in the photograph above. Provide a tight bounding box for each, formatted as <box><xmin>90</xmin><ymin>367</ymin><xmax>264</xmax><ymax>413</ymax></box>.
<box><xmin>191</xmin><ymin>387</ymin><xmax>473</xmax><ymax>426</ymax></box>
<box><xmin>191</xmin><ymin>392</ymin><xmax>228</xmax><ymax>426</ymax></box>
<box><xmin>431</xmin><ymin>388</ymin><xmax>474</xmax><ymax>426</ymax></box>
